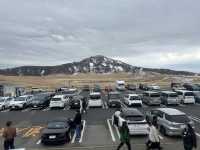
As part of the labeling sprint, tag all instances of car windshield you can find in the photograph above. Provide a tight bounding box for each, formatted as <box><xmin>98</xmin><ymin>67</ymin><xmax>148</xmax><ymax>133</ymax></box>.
<box><xmin>109</xmin><ymin>94</ymin><xmax>120</xmax><ymax>99</ymax></box>
<box><xmin>118</xmin><ymin>84</ymin><xmax>124</xmax><ymax>86</ymax></box>
<box><xmin>0</xmin><ymin>99</ymin><xmax>4</xmax><ymax>102</ymax></box>
<box><xmin>47</xmin><ymin>121</ymin><xmax>66</xmax><ymax>129</ymax></box>
<box><xmin>62</xmin><ymin>90</ymin><xmax>76</xmax><ymax>95</ymax></box>
<box><xmin>90</xmin><ymin>95</ymin><xmax>101</xmax><ymax>99</ymax></box>
<box><xmin>169</xmin><ymin>93</ymin><xmax>178</xmax><ymax>97</ymax></box>
<box><xmin>130</xmin><ymin>96</ymin><xmax>140</xmax><ymax>100</ymax></box>
<box><xmin>150</xmin><ymin>93</ymin><xmax>160</xmax><ymax>98</ymax></box>
<box><xmin>185</xmin><ymin>92</ymin><xmax>194</xmax><ymax>96</ymax></box>
<box><xmin>52</xmin><ymin>98</ymin><xmax>62</xmax><ymax>101</ymax></box>
<box><xmin>125</xmin><ymin>115</ymin><xmax>144</xmax><ymax>121</ymax></box>
<box><xmin>15</xmin><ymin>97</ymin><xmax>26</xmax><ymax>101</ymax></box>
<box><xmin>166</xmin><ymin>115</ymin><xmax>190</xmax><ymax>123</ymax></box>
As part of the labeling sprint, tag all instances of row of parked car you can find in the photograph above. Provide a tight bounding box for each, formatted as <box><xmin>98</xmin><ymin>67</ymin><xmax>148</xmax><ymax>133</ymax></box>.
<box><xmin>112</xmin><ymin>107</ymin><xmax>194</xmax><ymax>136</ymax></box>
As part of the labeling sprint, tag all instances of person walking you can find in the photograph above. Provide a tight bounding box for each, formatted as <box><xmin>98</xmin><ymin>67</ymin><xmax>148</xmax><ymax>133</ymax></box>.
<box><xmin>183</xmin><ymin>123</ymin><xmax>197</xmax><ymax>150</ymax></box>
<box><xmin>117</xmin><ymin>121</ymin><xmax>131</xmax><ymax>150</ymax></box>
<box><xmin>3</xmin><ymin>121</ymin><xmax>16</xmax><ymax>150</ymax></box>
<box><xmin>82</xmin><ymin>97</ymin><xmax>87</xmax><ymax>114</ymax></box>
<box><xmin>146</xmin><ymin>122</ymin><xmax>162</xmax><ymax>150</ymax></box>
<box><xmin>73</xmin><ymin>110</ymin><xmax>82</xmax><ymax>140</ymax></box>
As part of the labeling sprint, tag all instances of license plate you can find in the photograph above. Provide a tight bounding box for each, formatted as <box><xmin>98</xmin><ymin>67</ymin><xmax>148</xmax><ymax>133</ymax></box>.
<box><xmin>34</xmin><ymin>105</ymin><xmax>37</xmax><ymax>108</ymax></box>
<box><xmin>12</xmin><ymin>106</ymin><xmax>15</xmax><ymax>108</ymax></box>
<box><xmin>75</xmin><ymin>103</ymin><xmax>78</xmax><ymax>105</ymax></box>
<box><xmin>112</xmin><ymin>104</ymin><xmax>116</xmax><ymax>106</ymax></box>
<box><xmin>49</xmin><ymin>135</ymin><xmax>56</xmax><ymax>139</ymax></box>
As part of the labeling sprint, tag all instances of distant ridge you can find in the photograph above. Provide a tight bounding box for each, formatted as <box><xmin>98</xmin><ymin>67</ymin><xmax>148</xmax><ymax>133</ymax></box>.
<box><xmin>0</xmin><ymin>55</ymin><xmax>195</xmax><ymax>76</ymax></box>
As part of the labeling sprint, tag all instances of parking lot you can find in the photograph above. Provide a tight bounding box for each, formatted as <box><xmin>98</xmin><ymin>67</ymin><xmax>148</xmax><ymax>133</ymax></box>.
<box><xmin>0</xmin><ymin>89</ymin><xmax>200</xmax><ymax>150</ymax></box>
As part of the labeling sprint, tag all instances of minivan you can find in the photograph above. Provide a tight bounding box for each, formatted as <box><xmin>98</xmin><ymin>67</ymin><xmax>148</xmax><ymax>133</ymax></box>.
<box><xmin>175</xmin><ymin>90</ymin><xmax>195</xmax><ymax>104</ymax></box>
<box><xmin>160</xmin><ymin>91</ymin><xmax>179</xmax><ymax>105</ymax></box>
<box><xmin>142</xmin><ymin>91</ymin><xmax>161</xmax><ymax>105</ymax></box>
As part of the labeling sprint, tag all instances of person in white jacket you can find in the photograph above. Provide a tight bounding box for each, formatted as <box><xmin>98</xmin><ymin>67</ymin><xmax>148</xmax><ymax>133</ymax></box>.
<box><xmin>146</xmin><ymin>122</ymin><xmax>162</xmax><ymax>150</ymax></box>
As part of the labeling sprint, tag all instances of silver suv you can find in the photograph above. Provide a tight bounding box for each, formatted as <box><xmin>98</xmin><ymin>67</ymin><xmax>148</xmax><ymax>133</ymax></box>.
<box><xmin>146</xmin><ymin>108</ymin><xmax>194</xmax><ymax>136</ymax></box>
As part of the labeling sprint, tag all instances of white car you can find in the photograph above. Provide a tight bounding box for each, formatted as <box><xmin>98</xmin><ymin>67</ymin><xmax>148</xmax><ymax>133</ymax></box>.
<box><xmin>124</xmin><ymin>94</ymin><xmax>142</xmax><ymax>106</ymax></box>
<box><xmin>175</xmin><ymin>90</ymin><xmax>195</xmax><ymax>104</ymax></box>
<box><xmin>49</xmin><ymin>95</ymin><xmax>68</xmax><ymax>109</ymax></box>
<box><xmin>116</xmin><ymin>80</ymin><xmax>126</xmax><ymax>91</ymax></box>
<box><xmin>9</xmin><ymin>95</ymin><xmax>33</xmax><ymax>110</ymax></box>
<box><xmin>0</xmin><ymin>97</ymin><xmax>12</xmax><ymax>110</ymax></box>
<box><xmin>88</xmin><ymin>92</ymin><xmax>103</xmax><ymax>108</ymax></box>
<box><xmin>112</xmin><ymin>108</ymin><xmax>149</xmax><ymax>135</ymax></box>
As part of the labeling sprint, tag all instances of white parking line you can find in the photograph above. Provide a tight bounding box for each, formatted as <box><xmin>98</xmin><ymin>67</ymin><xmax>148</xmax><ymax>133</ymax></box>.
<box><xmin>114</xmin><ymin>125</ymin><xmax>120</xmax><ymax>139</ymax></box>
<box><xmin>71</xmin><ymin>131</ymin><xmax>76</xmax><ymax>144</ymax></box>
<box><xmin>196</xmin><ymin>132</ymin><xmax>200</xmax><ymax>137</ymax></box>
<box><xmin>79</xmin><ymin>120</ymin><xmax>86</xmax><ymax>143</ymax></box>
<box><xmin>104</xmin><ymin>102</ymin><xmax>108</xmax><ymax>109</ymax></box>
<box><xmin>36</xmin><ymin>139</ymin><xmax>41</xmax><ymax>145</ymax></box>
<box><xmin>106</xmin><ymin>119</ymin><xmax>116</xmax><ymax>142</ymax></box>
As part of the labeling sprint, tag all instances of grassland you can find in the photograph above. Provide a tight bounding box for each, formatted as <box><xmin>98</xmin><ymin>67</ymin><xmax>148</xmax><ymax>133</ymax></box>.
<box><xmin>0</xmin><ymin>73</ymin><xmax>199</xmax><ymax>90</ymax></box>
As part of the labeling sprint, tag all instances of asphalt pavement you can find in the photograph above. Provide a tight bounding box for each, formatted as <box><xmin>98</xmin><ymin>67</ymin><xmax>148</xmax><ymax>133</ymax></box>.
<box><xmin>0</xmin><ymin>90</ymin><xmax>200</xmax><ymax>150</ymax></box>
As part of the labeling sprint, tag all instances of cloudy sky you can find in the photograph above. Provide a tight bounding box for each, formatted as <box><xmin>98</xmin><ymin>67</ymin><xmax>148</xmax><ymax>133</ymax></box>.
<box><xmin>0</xmin><ymin>0</ymin><xmax>200</xmax><ymax>72</ymax></box>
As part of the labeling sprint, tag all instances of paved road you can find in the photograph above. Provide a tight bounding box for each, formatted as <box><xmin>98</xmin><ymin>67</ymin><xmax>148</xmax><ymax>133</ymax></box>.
<box><xmin>0</xmin><ymin>90</ymin><xmax>200</xmax><ymax>150</ymax></box>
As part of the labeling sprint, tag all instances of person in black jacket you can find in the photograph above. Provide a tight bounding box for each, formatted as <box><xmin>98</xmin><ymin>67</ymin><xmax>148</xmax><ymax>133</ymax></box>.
<box><xmin>183</xmin><ymin>123</ymin><xmax>197</xmax><ymax>150</ymax></box>
<box><xmin>73</xmin><ymin>110</ymin><xmax>82</xmax><ymax>140</ymax></box>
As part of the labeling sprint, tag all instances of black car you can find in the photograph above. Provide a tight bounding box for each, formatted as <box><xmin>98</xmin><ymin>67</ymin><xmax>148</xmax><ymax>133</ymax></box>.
<box><xmin>194</xmin><ymin>92</ymin><xmax>200</xmax><ymax>103</ymax></box>
<box><xmin>107</xmin><ymin>91</ymin><xmax>121</xmax><ymax>108</ymax></box>
<box><xmin>41</xmin><ymin>118</ymin><xmax>70</xmax><ymax>144</ymax></box>
<box><xmin>183</xmin><ymin>83</ymin><xmax>200</xmax><ymax>91</ymax></box>
<box><xmin>69</xmin><ymin>96</ymin><xmax>83</xmax><ymax>109</ymax></box>
<box><xmin>139</xmin><ymin>83</ymin><xmax>149</xmax><ymax>91</ymax></box>
<box><xmin>30</xmin><ymin>93</ymin><xmax>53</xmax><ymax>109</ymax></box>
<box><xmin>126</xmin><ymin>84</ymin><xmax>136</xmax><ymax>91</ymax></box>
<box><xmin>82</xmin><ymin>85</ymin><xmax>90</xmax><ymax>92</ymax></box>
<box><xmin>93</xmin><ymin>85</ymin><xmax>101</xmax><ymax>93</ymax></box>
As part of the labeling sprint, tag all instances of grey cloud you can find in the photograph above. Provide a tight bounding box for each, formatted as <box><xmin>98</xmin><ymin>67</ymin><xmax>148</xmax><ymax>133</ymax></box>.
<box><xmin>0</xmin><ymin>0</ymin><xmax>200</xmax><ymax>72</ymax></box>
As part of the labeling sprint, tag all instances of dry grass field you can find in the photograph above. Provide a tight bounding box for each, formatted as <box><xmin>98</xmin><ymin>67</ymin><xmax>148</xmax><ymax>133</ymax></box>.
<box><xmin>0</xmin><ymin>73</ymin><xmax>200</xmax><ymax>90</ymax></box>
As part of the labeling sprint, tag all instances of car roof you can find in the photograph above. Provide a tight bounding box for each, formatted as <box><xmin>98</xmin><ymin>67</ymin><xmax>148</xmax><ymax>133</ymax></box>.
<box><xmin>116</xmin><ymin>80</ymin><xmax>125</xmax><ymax>84</ymax></box>
<box><xmin>127</xmin><ymin>93</ymin><xmax>138</xmax><ymax>96</ymax></box>
<box><xmin>90</xmin><ymin>92</ymin><xmax>101</xmax><ymax>95</ymax></box>
<box><xmin>143</xmin><ymin>91</ymin><xmax>159</xmax><ymax>94</ymax></box>
<box><xmin>53</xmin><ymin>95</ymin><xmax>65</xmax><ymax>98</ymax></box>
<box><xmin>155</xmin><ymin>108</ymin><xmax>185</xmax><ymax>115</ymax></box>
<box><xmin>175</xmin><ymin>90</ymin><xmax>192</xmax><ymax>93</ymax></box>
<box><xmin>121</xmin><ymin>108</ymin><xmax>143</xmax><ymax>116</ymax></box>
<box><xmin>161</xmin><ymin>91</ymin><xmax>177</xmax><ymax>94</ymax></box>
<box><xmin>109</xmin><ymin>91</ymin><xmax>120</xmax><ymax>94</ymax></box>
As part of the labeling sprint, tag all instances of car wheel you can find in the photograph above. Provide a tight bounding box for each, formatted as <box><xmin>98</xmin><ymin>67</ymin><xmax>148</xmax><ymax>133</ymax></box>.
<box><xmin>23</xmin><ymin>104</ymin><xmax>26</xmax><ymax>109</ymax></box>
<box><xmin>65</xmin><ymin>132</ymin><xmax>70</xmax><ymax>143</ymax></box>
<box><xmin>160</xmin><ymin>126</ymin><xmax>166</xmax><ymax>136</ymax></box>
<box><xmin>2</xmin><ymin>106</ymin><xmax>5</xmax><ymax>110</ymax></box>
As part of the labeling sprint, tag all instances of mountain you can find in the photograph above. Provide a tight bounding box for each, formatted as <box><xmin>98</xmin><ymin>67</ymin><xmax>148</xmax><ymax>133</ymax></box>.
<box><xmin>0</xmin><ymin>55</ymin><xmax>195</xmax><ymax>76</ymax></box>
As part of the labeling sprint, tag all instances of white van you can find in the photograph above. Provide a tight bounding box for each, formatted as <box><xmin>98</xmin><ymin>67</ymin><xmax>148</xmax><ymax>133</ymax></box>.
<box><xmin>88</xmin><ymin>92</ymin><xmax>103</xmax><ymax>108</ymax></box>
<box><xmin>175</xmin><ymin>90</ymin><xmax>195</xmax><ymax>104</ymax></box>
<box><xmin>116</xmin><ymin>80</ymin><xmax>125</xmax><ymax>91</ymax></box>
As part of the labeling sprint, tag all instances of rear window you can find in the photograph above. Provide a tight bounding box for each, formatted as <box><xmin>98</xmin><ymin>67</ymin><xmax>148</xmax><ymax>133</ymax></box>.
<box><xmin>125</xmin><ymin>115</ymin><xmax>144</xmax><ymax>121</ymax></box>
<box><xmin>109</xmin><ymin>94</ymin><xmax>120</xmax><ymax>99</ymax></box>
<box><xmin>185</xmin><ymin>92</ymin><xmax>194</xmax><ymax>96</ymax></box>
<box><xmin>169</xmin><ymin>93</ymin><xmax>178</xmax><ymax>97</ymax></box>
<box><xmin>150</xmin><ymin>93</ymin><xmax>160</xmax><ymax>98</ymax></box>
<box><xmin>165</xmin><ymin>114</ymin><xmax>190</xmax><ymax>123</ymax></box>
<box><xmin>90</xmin><ymin>95</ymin><xmax>101</xmax><ymax>99</ymax></box>
<box><xmin>52</xmin><ymin>98</ymin><xmax>62</xmax><ymax>101</ymax></box>
<box><xmin>130</xmin><ymin>96</ymin><xmax>140</xmax><ymax>100</ymax></box>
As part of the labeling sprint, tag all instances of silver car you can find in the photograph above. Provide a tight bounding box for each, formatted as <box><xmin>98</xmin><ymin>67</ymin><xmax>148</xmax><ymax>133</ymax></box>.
<box><xmin>142</xmin><ymin>91</ymin><xmax>161</xmax><ymax>105</ymax></box>
<box><xmin>146</xmin><ymin>108</ymin><xmax>194</xmax><ymax>136</ymax></box>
